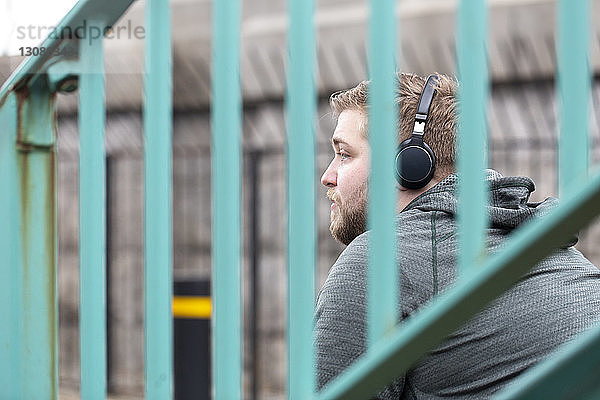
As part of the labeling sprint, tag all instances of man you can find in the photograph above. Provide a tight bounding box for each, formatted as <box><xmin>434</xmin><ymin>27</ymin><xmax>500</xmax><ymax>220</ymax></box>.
<box><xmin>315</xmin><ymin>72</ymin><xmax>600</xmax><ymax>398</ymax></box>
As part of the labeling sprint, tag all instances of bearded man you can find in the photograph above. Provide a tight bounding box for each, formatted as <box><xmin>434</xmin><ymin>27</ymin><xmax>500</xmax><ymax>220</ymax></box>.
<box><xmin>315</xmin><ymin>73</ymin><xmax>600</xmax><ymax>398</ymax></box>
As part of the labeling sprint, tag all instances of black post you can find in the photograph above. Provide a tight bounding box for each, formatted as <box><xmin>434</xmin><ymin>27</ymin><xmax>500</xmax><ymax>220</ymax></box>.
<box><xmin>174</xmin><ymin>280</ymin><xmax>211</xmax><ymax>400</ymax></box>
<box><xmin>248</xmin><ymin>150</ymin><xmax>261</xmax><ymax>400</ymax></box>
<box><xmin>106</xmin><ymin>154</ymin><xmax>114</xmax><ymax>393</ymax></box>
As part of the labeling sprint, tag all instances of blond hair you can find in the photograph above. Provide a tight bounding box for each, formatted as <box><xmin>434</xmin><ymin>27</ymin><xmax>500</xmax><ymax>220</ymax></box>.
<box><xmin>329</xmin><ymin>72</ymin><xmax>458</xmax><ymax>177</ymax></box>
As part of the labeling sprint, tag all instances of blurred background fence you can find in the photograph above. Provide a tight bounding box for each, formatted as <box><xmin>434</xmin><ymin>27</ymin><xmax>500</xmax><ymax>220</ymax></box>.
<box><xmin>1</xmin><ymin>0</ymin><xmax>599</xmax><ymax>398</ymax></box>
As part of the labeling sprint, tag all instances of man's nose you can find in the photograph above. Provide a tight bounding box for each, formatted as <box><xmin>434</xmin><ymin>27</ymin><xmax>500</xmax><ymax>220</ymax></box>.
<box><xmin>321</xmin><ymin>162</ymin><xmax>337</xmax><ymax>187</ymax></box>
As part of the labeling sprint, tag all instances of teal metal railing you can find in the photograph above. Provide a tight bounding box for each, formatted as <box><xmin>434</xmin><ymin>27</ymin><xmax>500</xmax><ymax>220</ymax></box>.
<box><xmin>286</xmin><ymin>0</ymin><xmax>317</xmax><ymax>398</ymax></box>
<box><xmin>78</xmin><ymin>19</ymin><xmax>108</xmax><ymax>399</ymax></box>
<box><xmin>0</xmin><ymin>0</ymin><xmax>172</xmax><ymax>398</ymax></box>
<box><xmin>366</xmin><ymin>0</ymin><xmax>399</xmax><ymax>349</ymax></box>
<box><xmin>212</xmin><ymin>0</ymin><xmax>242</xmax><ymax>398</ymax></box>
<box><xmin>558</xmin><ymin>0</ymin><xmax>590</xmax><ymax>199</ymax></box>
<box><xmin>0</xmin><ymin>0</ymin><xmax>599</xmax><ymax>399</ymax></box>
<box><xmin>143</xmin><ymin>0</ymin><xmax>173</xmax><ymax>398</ymax></box>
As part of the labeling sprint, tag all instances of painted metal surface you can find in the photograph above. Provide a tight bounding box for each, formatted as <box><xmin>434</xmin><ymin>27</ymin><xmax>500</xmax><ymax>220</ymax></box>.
<box><xmin>558</xmin><ymin>0</ymin><xmax>590</xmax><ymax>199</ymax></box>
<box><xmin>286</xmin><ymin>0</ymin><xmax>317</xmax><ymax>397</ymax></box>
<box><xmin>17</xmin><ymin>83</ymin><xmax>58</xmax><ymax>400</ymax></box>
<box><xmin>0</xmin><ymin>81</ymin><xmax>58</xmax><ymax>399</ymax></box>
<box><xmin>143</xmin><ymin>0</ymin><xmax>174</xmax><ymax>398</ymax></box>
<box><xmin>211</xmin><ymin>0</ymin><xmax>242</xmax><ymax>398</ymax></box>
<box><xmin>0</xmin><ymin>1</ymin><xmax>150</xmax><ymax>399</ymax></box>
<box><xmin>366</xmin><ymin>0</ymin><xmax>399</xmax><ymax>348</ymax></box>
<box><xmin>78</xmin><ymin>21</ymin><xmax>107</xmax><ymax>400</ymax></box>
<box><xmin>0</xmin><ymin>0</ymin><xmax>136</xmax><ymax>99</ymax></box>
<box><xmin>0</xmin><ymin>0</ymin><xmax>598</xmax><ymax>399</ymax></box>
<box><xmin>0</xmin><ymin>92</ymin><xmax>23</xmax><ymax>400</ymax></box>
<box><xmin>456</xmin><ymin>0</ymin><xmax>489</xmax><ymax>278</ymax></box>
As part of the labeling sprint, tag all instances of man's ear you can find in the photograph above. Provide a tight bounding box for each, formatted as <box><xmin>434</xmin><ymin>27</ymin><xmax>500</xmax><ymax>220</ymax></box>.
<box><xmin>396</xmin><ymin>183</ymin><xmax>409</xmax><ymax>192</ymax></box>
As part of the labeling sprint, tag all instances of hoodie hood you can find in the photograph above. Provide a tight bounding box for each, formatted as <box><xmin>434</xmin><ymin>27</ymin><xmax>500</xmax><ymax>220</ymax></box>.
<box><xmin>404</xmin><ymin>169</ymin><xmax>576</xmax><ymax>245</ymax></box>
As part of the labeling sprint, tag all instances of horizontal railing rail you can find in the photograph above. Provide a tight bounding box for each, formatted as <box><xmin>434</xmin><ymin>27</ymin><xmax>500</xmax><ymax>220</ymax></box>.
<box><xmin>0</xmin><ymin>0</ymin><xmax>136</xmax><ymax>99</ymax></box>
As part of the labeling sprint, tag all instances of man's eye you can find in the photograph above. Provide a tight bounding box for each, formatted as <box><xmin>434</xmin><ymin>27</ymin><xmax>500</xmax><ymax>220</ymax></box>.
<box><xmin>336</xmin><ymin>152</ymin><xmax>349</xmax><ymax>161</ymax></box>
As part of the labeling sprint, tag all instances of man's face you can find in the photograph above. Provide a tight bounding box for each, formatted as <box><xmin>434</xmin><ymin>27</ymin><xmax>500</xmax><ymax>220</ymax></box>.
<box><xmin>321</xmin><ymin>109</ymin><xmax>370</xmax><ymax>245</ymax></box>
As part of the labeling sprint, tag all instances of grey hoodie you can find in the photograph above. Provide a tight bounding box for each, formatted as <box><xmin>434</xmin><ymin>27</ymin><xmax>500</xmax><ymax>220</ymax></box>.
<box><xmin>315</xmin><ymin>170</ymin><xmax>600</xmax><ymax>399</ymax></box>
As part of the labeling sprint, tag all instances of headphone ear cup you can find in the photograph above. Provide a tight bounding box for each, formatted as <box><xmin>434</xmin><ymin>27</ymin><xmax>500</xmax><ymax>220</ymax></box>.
<box><xmin>395</xmin><ymin>140</ymin><xmax>436</xmax><ymax>189</ymax></box>
<box><xmin>394</xmin><ymin>139</ymin><xmax>412</xmax><ymax>184</ymax></box>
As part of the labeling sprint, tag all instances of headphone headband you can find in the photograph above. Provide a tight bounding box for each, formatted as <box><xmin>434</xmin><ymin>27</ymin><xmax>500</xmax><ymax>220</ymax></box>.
<box><xmin>412</xmin><ymin>75</ymin><xmax>439</xmax><ymax>136</ymax></box>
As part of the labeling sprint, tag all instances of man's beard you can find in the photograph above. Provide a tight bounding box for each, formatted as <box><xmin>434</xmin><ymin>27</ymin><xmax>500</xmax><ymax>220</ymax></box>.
<box><xmin>327</xmin><ymin>184</ymin><xmax>368</xmax><ymax>245</ymax></box>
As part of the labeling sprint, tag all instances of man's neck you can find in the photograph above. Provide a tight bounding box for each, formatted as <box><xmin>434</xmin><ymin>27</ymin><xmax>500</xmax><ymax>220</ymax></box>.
<box><xmin>396</xmin><ymin>178</ymin><xmax>441</xmax><ymax>212</ymax></box>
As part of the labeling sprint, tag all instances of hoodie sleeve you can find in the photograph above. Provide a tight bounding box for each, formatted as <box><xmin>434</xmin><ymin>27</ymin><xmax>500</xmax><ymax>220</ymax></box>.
<box><xmin>315</xmin><ymin>234</ymin><xmax>404</xmax><ymax>398</ymax></box>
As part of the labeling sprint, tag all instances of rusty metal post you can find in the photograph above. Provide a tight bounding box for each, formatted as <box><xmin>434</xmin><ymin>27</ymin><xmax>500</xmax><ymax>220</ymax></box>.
<box><xmin>0</xmin><ymin>77</ymin><xmax>58</xmax><ymax>399</ymax></box>
<box><xmin>0</xmin><ymin>2</ymin><xmax>140</xmax><ymax>399</ymax></box>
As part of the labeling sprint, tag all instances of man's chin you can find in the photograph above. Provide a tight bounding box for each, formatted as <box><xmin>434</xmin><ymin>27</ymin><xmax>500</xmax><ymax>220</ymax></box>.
<box><xmin>330</xmin><ymin>228</ymin><xmax>349</xmax><ymax>246</ymax></box>
<box><xmin>329</xmin><ymin>222</ymin><xmax>362</xmax><ymax>246</ymax></box>
<box><xmin>328</xmin><ymin>205</ymin><xmax>367</xmax><ymax>245</ymax></box>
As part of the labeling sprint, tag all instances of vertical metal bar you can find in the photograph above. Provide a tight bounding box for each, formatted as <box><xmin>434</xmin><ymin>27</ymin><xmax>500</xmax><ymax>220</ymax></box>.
<box><xmin>367</xmin><ymin>0</ymin><xmax>398</xmax><ymax>347</ymax></box>
<box><xmin>19</xmin><ymin>86</ymin><xmax>59</xmax><ymax>400</ymax></box>
<box><xmin>286</xmin><ymin>0</ymin><xmax>316</xmax><ymax>397</ymax></box>
<box><xmin>558</xmin><ymin>0</ymin><xmax>590</xmax><ymax>199</ymax></box>
<box><xmin>78</xmin><ymin>24</ymin><xmax>107</xmax><ymax>400</ymax></box>
<box><xmin>1</xmin><ymin>84</ymin><xmax>58</xmax><ymax>400</ymax></box>
<box><xmin>0</xmin><ymin>93</ymin><xmax>25</xmax><ymax>399</ymax></box>
<box><xmin>211</xmin><ymin>0</ymin><xmax>242</xmax><ymax>397</ymax></box>
<box><xmin>456</xmin><ymin>0</ymin><xmax>489</xmax><ymax>277</ymax></box>
<box><xmin>144</xmin><ymin>0</ymin><xmax>173</xmax><ymax>398</ymax></box>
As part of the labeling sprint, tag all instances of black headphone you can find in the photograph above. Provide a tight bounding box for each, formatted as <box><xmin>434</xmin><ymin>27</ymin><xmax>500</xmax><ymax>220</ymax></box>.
<box><xmin>395</xmin><ymin>74</ymin><xmax>438</xmax><ymax>189</ymax></box>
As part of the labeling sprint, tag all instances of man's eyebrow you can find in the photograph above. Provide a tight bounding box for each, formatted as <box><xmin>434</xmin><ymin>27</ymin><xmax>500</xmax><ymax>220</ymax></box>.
<box><xmin>332</xmin><ymin>136</ymin><xmax>349</xmax><ymax>147</ymax></box>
